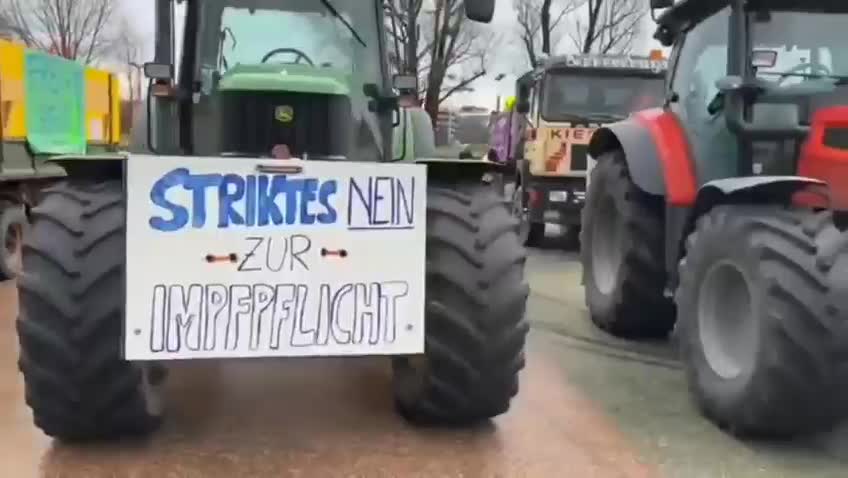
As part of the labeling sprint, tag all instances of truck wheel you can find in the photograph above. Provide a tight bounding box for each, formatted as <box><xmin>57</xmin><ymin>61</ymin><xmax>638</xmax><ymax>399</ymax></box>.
<box><xmin>512</xmin><ymin>184</ymin><xmax>544</xmax><ymax>246</ymax></box>
<box><xmin>16</xmin><ymin>179</ymin><xmax>163</xmax><ymax>441</ymax></box>
<box><xmin>393</xmin><ymin>180</ymin><xmax>530</xmax><ymax>424</ymax></box>
<box><xmin>580</xmin><ymin>150</ymin><xmax>674</xmax><ymax>337</ymax></box>
<box><xmin>563</xmin><ymin>225</ymin><xmax>581</xmax><ymax>251</ymax></box>
<box><xmin>677</xmin><ymin>205</ymin><xmax>848</xmax><ymax>438</ymax></box>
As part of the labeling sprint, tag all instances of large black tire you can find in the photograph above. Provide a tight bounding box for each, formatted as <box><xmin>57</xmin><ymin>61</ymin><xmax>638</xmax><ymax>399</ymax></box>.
<box><xmin>580</xmin><ymin>150</ymin><xmax>675</xmax><ymax>338</ymax></box>
<box><xmin>17</xmin><ymin>179</ymin><xmax>163</xmax><ymax>441</ymax></box>
<box><xmin>676</xmin><ymin>205</ymin><xmax>848</xmax><ymax>438</ymax></box>
<box><xmin>393</xmin><ymin>180</ymin><xmax>530</xmax><ymax>424</ymax></box>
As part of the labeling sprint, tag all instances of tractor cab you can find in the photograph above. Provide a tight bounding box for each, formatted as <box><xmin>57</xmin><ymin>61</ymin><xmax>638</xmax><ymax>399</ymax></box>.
<box><xmin>652</xmin><ymin>0</ymin><xmax>848</xmax><ymax>187</ymax></box>
<box><xmin>141</xmin><ymin>0</ymin><xmax>494</xmax><ymax>162</ymax></box>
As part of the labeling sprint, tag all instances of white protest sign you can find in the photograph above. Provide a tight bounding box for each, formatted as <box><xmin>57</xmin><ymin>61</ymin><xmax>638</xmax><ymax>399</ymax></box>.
<box><xmin>124</xmin><ymin>155</ymin><xmax>427</xmax><ymax>360</ymax></box>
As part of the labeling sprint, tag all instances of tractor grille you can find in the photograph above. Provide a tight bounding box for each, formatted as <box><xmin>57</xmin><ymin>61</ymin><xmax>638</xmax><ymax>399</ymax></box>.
<box><xmin>823</xmin><ymin>128</ymin><xmax>848</xmax><ymax>151</ymax></box>
<box><xmin>218</xmin><ymin>91</ymin><xmax>351</xmax><ymax>157</ymax></box>
<box><xmin>570</xmin><ymin>144</ymin><xmax>588</xmax><ymax>170</ymax></box>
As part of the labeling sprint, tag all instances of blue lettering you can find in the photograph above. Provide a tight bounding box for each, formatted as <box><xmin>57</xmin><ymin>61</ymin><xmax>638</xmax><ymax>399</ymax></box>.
<box><xmin>317</xmin><ymin>180</ymin><xmax>338</xmax><ymax>224</ymax></box>
<box><xmin>245</xmin><ymin>175</ymin><xmax>257</xmax><ymax>226</ymax></box>
<box><xmin>262</xmin><ymin>175</ymin><xmax>287</xmax><ymax>226</ymax></box>
<box><xmin>149</xmin><ymin>168</ymin><xmax>190</xmax><ymax>232</ymax></box>
<box><xmin>300</xmin><ymin>178</ymin><xmax>318</xmax><ymax>225</ymax></box>
<box><xmin>185</xmin><ymin>173</ymin><xmax>222</xmax><ymax>228</ymax></box>
<box><xmin>218</xmin><ymin>174</ymin><xmax>246</xmax><ymax>228</ymax></box>
<box><xmin>146</xmin><ymin>169</ymin><xmax>340</xmax><ymax>231</ymax></box>
<box><xmin>284</xmin><ymin>178</ymin><xmax>304</xmax><ymax>225</ymax></box>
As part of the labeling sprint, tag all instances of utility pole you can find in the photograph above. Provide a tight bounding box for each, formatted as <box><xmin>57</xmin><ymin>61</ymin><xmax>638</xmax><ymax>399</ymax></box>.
<box><xmin>494</xmin><ymin>73</ymin><xmax>506</xmax><ymax>112</ymax></box>
<box><xmin>541</xmin><ymin>0</ymin><xmax>553</xmax><ymax>54</ymax></box>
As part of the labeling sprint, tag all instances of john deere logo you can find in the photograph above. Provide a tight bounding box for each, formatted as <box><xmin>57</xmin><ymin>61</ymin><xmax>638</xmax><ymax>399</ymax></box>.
<box><xmin>275</xmin><ymin>105</ymin><xmax>294</xmax><ymax>123</ymax></box>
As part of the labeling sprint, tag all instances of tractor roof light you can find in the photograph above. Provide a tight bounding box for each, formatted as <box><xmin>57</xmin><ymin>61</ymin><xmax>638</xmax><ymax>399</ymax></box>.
<box><xmin>563</xmin><ymin>54</ymin><xmax>668</xmax><ymax>72</ymax></box>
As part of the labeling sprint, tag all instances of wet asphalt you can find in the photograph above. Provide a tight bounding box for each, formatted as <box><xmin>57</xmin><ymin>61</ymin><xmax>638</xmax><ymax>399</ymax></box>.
<box><xmin>1</xmin><ymin>228</ymin><xmax>847</xmax><ymax>477</ymax></box>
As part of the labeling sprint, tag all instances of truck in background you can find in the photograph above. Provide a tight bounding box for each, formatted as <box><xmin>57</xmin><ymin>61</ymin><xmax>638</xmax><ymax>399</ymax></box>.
<box><xmin>493</xmin><ymin>52</ymin><xmax>667</xmax><ymax>247</ymax></box>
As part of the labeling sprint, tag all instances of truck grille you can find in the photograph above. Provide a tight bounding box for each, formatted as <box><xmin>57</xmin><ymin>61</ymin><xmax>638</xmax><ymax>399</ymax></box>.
<box><xmin>571</xmin><ymin>144</ymin><xmax>588</xmax><ymax>170</ymax></box>
<box><xmin>218</xmin><ymin>91</ymin><xmax>351</xmax><ymax>157</ymax></box>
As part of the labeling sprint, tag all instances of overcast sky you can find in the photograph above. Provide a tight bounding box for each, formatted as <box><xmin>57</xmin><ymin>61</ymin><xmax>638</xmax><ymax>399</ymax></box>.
<box><xmin>121</xmin><ymin>0</ymin><xmax>664</xmax><ymax>109</ymax></box>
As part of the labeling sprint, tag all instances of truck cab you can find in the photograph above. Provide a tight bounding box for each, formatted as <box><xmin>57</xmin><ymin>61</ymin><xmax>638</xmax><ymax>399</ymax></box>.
<box><xmin>509</xmin><ymin>53</ymin><xmax>667</xmax><ymax>247</ymax></box>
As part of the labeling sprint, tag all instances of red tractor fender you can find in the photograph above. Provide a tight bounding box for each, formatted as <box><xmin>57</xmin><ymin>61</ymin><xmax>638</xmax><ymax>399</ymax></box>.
<box><xmin>588</xmin><ymin>108</ymin><xmax>698</xmax><ymax>206</ymax></box>
<box><xmin>797</xmin><ymin>106</ymin><xmax>848</xmax><ymax>211</ymax></box>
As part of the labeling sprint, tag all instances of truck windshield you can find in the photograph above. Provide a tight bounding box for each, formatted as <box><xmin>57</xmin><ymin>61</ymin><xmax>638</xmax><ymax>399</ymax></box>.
<box><xmin>541</xmin><ymin>73</ymin><xmax>664</xmax><ymax>121</ymax></box>
<box><xmin>751</xmin><ymin>10</ymin><xmax>848</xmax><ymax>86</ymax></box>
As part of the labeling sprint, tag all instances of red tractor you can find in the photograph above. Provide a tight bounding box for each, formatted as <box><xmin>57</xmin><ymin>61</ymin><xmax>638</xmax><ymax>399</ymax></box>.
<box><xmin>581</xmin><ymin>0</ymin><xmax>848</xmax><ymax>438</ymax></box>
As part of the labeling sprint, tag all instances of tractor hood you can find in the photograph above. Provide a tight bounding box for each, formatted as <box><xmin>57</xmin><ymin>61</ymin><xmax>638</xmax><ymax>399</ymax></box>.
<box><xmin>217</xmin><ymin>63</ymin><xmax>351</xmax><ymax>96</ymax></box>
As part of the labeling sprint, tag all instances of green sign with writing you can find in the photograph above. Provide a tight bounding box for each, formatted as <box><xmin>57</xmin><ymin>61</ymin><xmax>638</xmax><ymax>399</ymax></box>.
<box><xmin>24</xmin><ymin>50</ymin><xmax>86</xmax><ymax>155</ymax></box>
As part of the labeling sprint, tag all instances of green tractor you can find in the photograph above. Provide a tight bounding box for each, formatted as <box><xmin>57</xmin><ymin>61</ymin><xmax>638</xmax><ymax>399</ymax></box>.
<box><xmin>15</xmin><ymin>0</ymin><xmax>530</xmax><ymax>442</ymax></box>
<box><xmin>582</xmin><ymin>0</ymin><xmax>848</xmax><ymax>438</ymax></box>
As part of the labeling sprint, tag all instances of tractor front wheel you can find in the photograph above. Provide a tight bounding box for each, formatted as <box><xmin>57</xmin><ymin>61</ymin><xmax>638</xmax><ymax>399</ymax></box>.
<box><xmin>676</xmin><ymin>205</ymin><xmax>848</xmax><ymax>438</ymax></box>
<box><xmin>393</xmin><ymin>180</ymin><xmax>530</xmax><ymax>424</ymax></box>
<box><xmin>580</xmin><ymin>150</ymin><xmax>675</xmax><ymax>338</ymax></box>
<box><xmin>16</xmin><ymin>179</ymin><xmax>163</xmax><ymax>441</ymax></box>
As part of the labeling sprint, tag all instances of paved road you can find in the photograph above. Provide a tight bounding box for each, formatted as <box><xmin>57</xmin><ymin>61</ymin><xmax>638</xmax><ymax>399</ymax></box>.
<box><xmin>1</xmin><ymin>231</ymin><xmax>847</xmax><ymax>477</ymax></box>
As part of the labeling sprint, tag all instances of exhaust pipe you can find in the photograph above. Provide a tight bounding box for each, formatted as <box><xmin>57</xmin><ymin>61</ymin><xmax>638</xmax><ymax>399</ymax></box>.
<box><xmin>0</xmin><ymin>204</ymin><xmax>27</xmax><ymax>281</ymax></box>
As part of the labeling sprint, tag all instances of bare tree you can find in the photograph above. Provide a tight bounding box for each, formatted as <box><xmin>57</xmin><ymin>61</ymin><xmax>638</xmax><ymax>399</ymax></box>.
<box><xmin>385</xmin><ymin>0</ymin><xmax>424</xmax><ymax>80</ymax></box>
<box><xmin>0</xmin><ymin>10</ymin><xmax>13</xmax><ymax>39</ymax></box>
<box><xmin>110</xmin><ymin>18</ymin><xmax>145</xmax><ymax>104</ymax></box>
<box><xmin>2</xmin><ymin>0</ymin><xmax>117</xmax><ymax>64</ymax></box>
<box><xmin>514</xmin><ymin>0</ymin><xmax>581</xmax><ymax>67</ymax></box>
<box><xmin>566</xmin><ymin>0</ymin><xmax>644</xmax><ymax>54</ymax></box>
<box><xmin>387</xmin><ymin>0</ymin><xmax>498</xmax><ymax>124</ymax></box>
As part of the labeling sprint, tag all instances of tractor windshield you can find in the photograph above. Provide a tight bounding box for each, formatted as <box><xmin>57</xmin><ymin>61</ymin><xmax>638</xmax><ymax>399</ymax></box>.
<box><xmin>198</xmin><ymin>0</ymin><xmax>382</xmax><ymax>84</ymax></box>
<box><xmin>541</xmin><ymin>72</ymin><xmax>665</xmax><ymax>122</ymax></box>
<box><xmin>750</xmin><ymin>10</ymin><xmax>848</xmax><ymax>86</ymax></box>
<box><xmin>216</xmin><ymin>2</ymin><xmax>370</xmax><ymax>72</ymax></box>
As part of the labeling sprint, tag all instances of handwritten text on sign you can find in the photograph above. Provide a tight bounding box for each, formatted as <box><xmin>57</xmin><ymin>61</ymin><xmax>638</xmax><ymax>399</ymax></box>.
<box><xmin>124</xmin><ymin>156</ymin><xmax>427</xmax><ymax>360</ymax></box>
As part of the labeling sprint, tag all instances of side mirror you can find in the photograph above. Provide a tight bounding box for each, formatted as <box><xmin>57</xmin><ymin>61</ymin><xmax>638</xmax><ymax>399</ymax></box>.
<box><xmin>364</xmin><ymin>83</ymin><xmax>399</xmax><ymax>114</ymax></box>
<box><xmin>650</xmin><ymin>0</ymin><xmax>673</xmax><ymax>8</ymax></box>
<box><xmin>464</xmin><ymin>0</ymin><xmax>494</xmax><ymax>23</ymax></box>
<box><xmin>393</xmin><ymin>74</ymin><xmax>417</xmax><ymax>92</ymax></box>
<box><xmin>144</xmin><ymin>62</ymin><xmax>174</xmax><ymax>81</ymax></box>
<box><xmin>516</xmin><ymin>101</ymin><xmax>530</xmax><ymax>114</ymax></box>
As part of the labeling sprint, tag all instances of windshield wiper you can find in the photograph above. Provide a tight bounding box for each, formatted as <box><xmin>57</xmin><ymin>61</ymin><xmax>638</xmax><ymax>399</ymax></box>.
<box><xmin>320</xmin><ymin>0</ymin><xmax>366</xmax><ymax>47</ymax></box>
